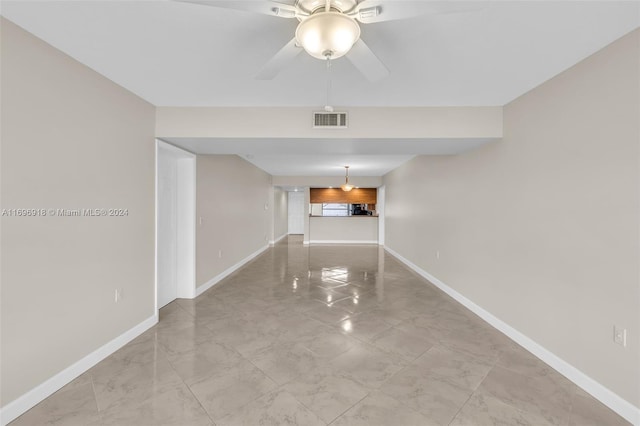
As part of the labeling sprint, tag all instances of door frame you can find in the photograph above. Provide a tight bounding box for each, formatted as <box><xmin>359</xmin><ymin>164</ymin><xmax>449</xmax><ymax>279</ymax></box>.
<box><xmin>377</xmin><ymin>185</ymin><xmax>385</xmax><ymax>245</ymax></box>
<box><xmin>155</xmin><ymin>140</ymin><xmax>196</xmax><ymax>312</ymax></box>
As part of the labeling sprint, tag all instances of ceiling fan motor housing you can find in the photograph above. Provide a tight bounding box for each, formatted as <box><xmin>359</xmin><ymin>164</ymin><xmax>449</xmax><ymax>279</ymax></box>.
<box><xmin>296</xmin><ymin>0</ymin><xmax>358</xmax><ymax>15</ymax></box>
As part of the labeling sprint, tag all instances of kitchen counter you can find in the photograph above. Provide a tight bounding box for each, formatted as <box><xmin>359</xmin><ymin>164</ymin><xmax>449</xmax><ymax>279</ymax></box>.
<box><xmin>309</xmin><ymin>216</ymin><xmax>378</xmax><ymax>244</ymax></box>
<box><xmin>309</xmin><ymin>215</ymin><xmax>379</xmax><ymax>217</ymax></box>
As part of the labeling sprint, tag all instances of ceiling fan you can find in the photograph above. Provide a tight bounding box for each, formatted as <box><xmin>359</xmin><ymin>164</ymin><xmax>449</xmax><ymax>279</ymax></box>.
<box><xmin>176</xmin><ymin>0</ymin><xmax>457</xmax><ymax>82</ymax></box>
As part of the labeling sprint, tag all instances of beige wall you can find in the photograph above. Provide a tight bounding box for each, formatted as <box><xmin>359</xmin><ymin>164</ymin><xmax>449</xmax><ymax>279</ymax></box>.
<box><xmin>273</xmin><ymin>187</ymin><xmax>288</xmax><ymax>241</ymax></box>
<box><xmin>384</xmin><ymin>29</ymin><xmax>640</xmax><ymax>407</ymax></box>
<box><xmin>156</xmin><ymin>107</ymin><xmax>503</xmax><ymax>139</ymax></box>
<box><xmin>196</xmin><ymin>155</ymin><xmax>272</xmax><ymax>287</ymax></box>
<box><xmin>1</xmin><ymin>19</ymin><xmax>156</xmax><ymax>406</ymax></box>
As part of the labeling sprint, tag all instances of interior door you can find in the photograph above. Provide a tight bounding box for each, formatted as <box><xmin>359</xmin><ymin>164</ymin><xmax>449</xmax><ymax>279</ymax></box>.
<box><xmin>288</xmin><ymin>191</ymin><xmax>305</xmax><ymax>234</ymax></box>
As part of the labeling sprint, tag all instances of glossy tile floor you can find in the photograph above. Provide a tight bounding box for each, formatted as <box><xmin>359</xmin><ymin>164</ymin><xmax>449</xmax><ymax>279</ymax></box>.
<box><xmin>12</xmin><ymin>236</ymin><xmax>629</xmax><ymax>425</ymax></box>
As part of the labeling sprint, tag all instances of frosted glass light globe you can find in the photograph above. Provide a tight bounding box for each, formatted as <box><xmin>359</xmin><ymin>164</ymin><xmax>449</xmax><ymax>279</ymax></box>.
<box><xmin>295</xmin><ymin>12</ymin><xmax>361</xmax><ymax>60</ymax></box>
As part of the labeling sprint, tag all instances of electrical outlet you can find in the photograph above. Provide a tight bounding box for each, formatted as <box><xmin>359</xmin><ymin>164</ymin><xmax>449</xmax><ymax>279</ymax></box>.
<box><xmin>614</xmin><ymin>326</ymin><xmax>627</xmax><ymax>347</ymax></box>
<box><xmin>114</xmin><ymin>289</ymin><xmax>122</xmax><ymax>303</ymax></box>
<box><xmin>218</xmin><ymin>250</ymin><xmax>222</xmax><ymax>259</ymax></box>
<box><xmin>198</xmin><ymin>216</ymin><xmax>203</xmax><ymax>225</ymax></box>
<box><xmin>436</xmin><ymin>250</ymin><xmax>440</xmax><ymax>260</ymax></box>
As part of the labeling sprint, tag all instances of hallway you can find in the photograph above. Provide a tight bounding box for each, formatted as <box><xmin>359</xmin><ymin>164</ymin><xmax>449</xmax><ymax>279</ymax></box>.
<box><xmin>11</xmin><ymin>237</ymin><xmax>628</xmax><ymax>425</ymax></box>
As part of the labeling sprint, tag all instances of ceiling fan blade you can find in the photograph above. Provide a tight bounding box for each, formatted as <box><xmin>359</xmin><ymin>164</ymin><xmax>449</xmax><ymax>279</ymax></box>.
<box><xmin>256</xmin><ymin>38</ymin><xmax>302</xmax><ymax>80</ymax></box>
<box><xmin>345</xmin><ymin>39</ymin><xmax>389</xmax><ymax>82</ymax></box>
<box><xmin>174</xmin><ymin>0</ymin><xmax>302</xmax><ymax>18</ymax></box>
<box><xmin>350</xmin><ymin>0</ymin><xmax>476</xmax><ymax>23</ymax></box>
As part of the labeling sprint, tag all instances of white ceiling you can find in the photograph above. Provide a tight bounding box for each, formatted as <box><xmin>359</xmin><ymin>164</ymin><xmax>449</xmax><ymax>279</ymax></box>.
<box><xmin>3</xmin><ymin>0</ymin><xmax>638</xmax><ymax>177</ymax></box>
<box><xmin>2</xmin><ymin>1</ymin><xmax>638</xmax><ymax>107</ymax></box>
<box><xmin>248</xmin><ymin>154</ymin><xmax>414</xmax><ymax>176</ymax></box>
<box><xmin>162</xmin><ymin>136</ymin><xmax>495</xmax><ymax>175</ymax></box>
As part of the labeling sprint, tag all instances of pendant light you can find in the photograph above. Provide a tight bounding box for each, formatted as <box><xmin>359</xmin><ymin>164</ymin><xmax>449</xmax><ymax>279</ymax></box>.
<box><xmin>341</xmin><ymin>166</ymin><xmax>354</xmax><ymax>192</ymax></box>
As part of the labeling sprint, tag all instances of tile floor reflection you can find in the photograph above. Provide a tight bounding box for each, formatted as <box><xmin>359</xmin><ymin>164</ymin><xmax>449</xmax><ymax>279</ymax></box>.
<box><xmin>11</xmin><ymin>236</ymin><xmax>630</xmax><ymax>425</ymax></box>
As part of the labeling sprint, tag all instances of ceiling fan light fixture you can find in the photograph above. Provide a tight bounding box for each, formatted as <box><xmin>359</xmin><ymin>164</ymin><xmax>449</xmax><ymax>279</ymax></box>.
<box><xmin>295</xmin><ymin>11</ymin><xmax>361</xmax><ymax>60</ymax></box>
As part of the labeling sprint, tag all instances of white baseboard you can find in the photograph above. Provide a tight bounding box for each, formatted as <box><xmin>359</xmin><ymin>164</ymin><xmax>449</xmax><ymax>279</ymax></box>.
<box><xmin>384</xmin><ymin>246</ymin><xmax>640</xmax><ymax>426</ymax></box>
<box><xmin>269</xmin><ymin>233</ymin><xmax>288</xmax><ymax>246</ymax></box>
<box><xmin>0</xmin><ymin>314</ymin><xmax>158</xmax><ymax>426</ymax></box>
<box><xmin>195</xmin><ymin>245</ymin><xmax>269</xmax><ymax>297</ymax></box>
<box><xmin>309</xmin><ymin>240</ymin><xmax>378</xmax><ymax>245</ymax></box>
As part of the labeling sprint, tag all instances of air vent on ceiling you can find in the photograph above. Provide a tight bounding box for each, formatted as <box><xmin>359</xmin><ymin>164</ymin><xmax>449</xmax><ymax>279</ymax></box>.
<box><xmin>313</xmin><ymin>112</ymin><xmax>348</xmax><ymax>129</ymax></box>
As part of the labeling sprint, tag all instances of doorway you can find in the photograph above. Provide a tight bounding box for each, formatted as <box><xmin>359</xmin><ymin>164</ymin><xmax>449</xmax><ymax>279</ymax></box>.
<box><xmin>288</xmin><ymin>191</ymin><xmax>305</xmax><ymax>234</ymax></box>
<box><xmin>156</xmin><ymin>140</ymin><xmax>196</xmax><ymax>310</ymax></box>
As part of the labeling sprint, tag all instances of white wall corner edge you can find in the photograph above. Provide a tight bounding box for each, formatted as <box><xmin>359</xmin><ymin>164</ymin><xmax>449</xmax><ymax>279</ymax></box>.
<box><xmin>309</xmin><ymin>240</ymin><xmax>379</xmax><ymax>245</ymax></box>
<box><xmin>269</xmin><ymin>233</ymin><xmax>288</xmax><ymax>246</ymax></box>
<box><xmin>0</xmin><ymin>313</ymin><xmax>159</xmax><ymax>426</ymax></box>
<box><xmin>195</xmin><ymin>244</ymin><xmax>269</xmax><ymax>297</ymax></box>
<box><xmin>384</xmin><ymin>246</ymin><xmax>640</xmax><ymax>426</ymax></box>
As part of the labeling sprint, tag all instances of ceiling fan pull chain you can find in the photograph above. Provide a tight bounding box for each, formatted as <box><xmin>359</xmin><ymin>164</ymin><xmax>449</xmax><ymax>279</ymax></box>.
<box><xmin>325</xmin><ymin>55</ymin><xmax>333</xmax><ymax>112</ymax></box>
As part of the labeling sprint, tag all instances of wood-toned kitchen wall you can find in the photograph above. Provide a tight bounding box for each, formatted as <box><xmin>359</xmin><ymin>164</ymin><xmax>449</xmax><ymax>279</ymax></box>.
<box><xmin>310</xmin><ymin>188</ymin><xmax>377</xmax><ymax>204</ymax></box>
